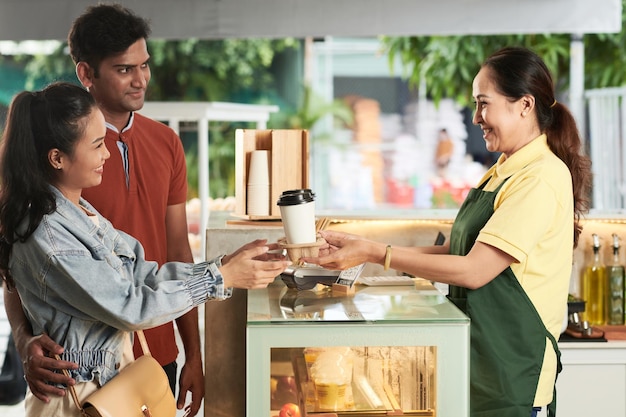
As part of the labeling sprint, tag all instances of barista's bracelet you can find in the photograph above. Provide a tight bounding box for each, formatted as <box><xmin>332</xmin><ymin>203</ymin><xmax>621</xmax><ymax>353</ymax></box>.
<box><xmin>384</xmin><ymin>245</ymin><xmax>392</xmax><ymax>271</ymax></box>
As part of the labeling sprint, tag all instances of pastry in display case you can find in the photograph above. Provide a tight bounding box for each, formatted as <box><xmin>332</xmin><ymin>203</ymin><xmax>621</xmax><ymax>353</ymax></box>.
<box><xmin>271</xmin><ymin>345</ymin><xmax>436</xmax><ymax>416</ymax></box>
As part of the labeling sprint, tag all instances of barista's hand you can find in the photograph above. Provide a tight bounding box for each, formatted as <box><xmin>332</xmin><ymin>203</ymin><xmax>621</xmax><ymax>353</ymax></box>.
<box><xmin>220</xmin><ymin>239</ymin><xmax>290</xmax><ymax>289</ymax></box>
<box><xmin>20</xmin><ymin>333</ymin><xmax>78</xmax><ymax>402</ymax></box>
<box><xmin>301</xmin><ymin>230</ymin><xmax>377</xmax><ymax>270</ymax></box>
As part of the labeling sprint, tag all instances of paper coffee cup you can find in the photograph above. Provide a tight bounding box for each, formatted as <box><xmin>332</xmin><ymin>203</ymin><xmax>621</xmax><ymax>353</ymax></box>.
<box><xmin>247</xmin><ymin>150</ymin><xmax>270</xmax><ymax>185</ymax></box>
<box><xmin>247</xmin><ymin>184</ymin><xmax>270</xmax><ymax>216</ymax></box>
<box><xmin>277</xmin><ymin>189</ymin><xmax>316</xmax><ymax>244</ymax></box>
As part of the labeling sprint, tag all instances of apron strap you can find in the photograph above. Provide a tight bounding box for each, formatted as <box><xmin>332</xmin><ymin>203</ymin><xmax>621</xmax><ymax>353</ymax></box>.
<box><xmin>546</xmin><ymin>332</ymin><xmax>562</xmax><ymax>417</ymax></box>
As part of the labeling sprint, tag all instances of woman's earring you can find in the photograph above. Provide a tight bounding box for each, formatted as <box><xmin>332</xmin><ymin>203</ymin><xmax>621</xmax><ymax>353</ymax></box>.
<box><xmin>57</xmin><ymin>166</ymin><xmax>62</xmax><ymax>170</ymax></box>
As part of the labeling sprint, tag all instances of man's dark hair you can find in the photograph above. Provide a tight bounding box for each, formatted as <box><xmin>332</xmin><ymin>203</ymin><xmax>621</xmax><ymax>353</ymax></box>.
<box><xmin>68</xmin><ymin>3</ymin><xmax>151</xmax><ymax>74</ymax></box>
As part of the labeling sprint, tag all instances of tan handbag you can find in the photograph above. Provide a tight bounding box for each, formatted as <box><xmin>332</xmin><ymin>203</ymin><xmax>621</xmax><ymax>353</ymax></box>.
<box><xmin>63</xmin><ymin>330</ymin><xmax>176</xmax><ymax>417</ymax></box>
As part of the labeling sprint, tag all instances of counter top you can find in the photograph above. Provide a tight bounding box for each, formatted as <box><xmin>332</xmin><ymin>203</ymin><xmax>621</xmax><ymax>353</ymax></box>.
<box><xmin>558</xmin><ymin>339</ymin><xmax>626</xmax><ymax>368</ymax></box>
<box><xmin>208</xmin><ymin>210</ymin><xmax>626</xmax><ymax>229</ymax></box>
<box><xmin>559</xmin><ymin>340</ymin><xmax>626</xmax><ymax>349</ymax></box>
<box><xmin>248</xmin><ymin>279</ymin><xmax>469</xmax><ymax>325</ymax></box>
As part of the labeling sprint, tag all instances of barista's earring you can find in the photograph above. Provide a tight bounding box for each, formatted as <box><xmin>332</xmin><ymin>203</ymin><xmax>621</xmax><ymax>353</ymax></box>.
<box><xmin>56</xmin><ymin>165</ymin><xmax>62</xmax><ymax>170</ymax></box>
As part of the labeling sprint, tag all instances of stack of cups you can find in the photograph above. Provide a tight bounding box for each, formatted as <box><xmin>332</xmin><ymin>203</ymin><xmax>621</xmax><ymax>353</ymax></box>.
<box><xmin>246</xmin><ymin>150</ymin><xmax>270</xmax><ymax>216</ymax></box>
<box><xmin>277</xmin><ymin>189</ymin><xmax>316</xmax><ymax>244</ymax></box>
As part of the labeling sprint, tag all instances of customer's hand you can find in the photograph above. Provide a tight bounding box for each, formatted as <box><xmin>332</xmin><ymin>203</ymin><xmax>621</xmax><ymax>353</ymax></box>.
<box><xmin>177</xmin><ymin>354</ymin><xmax>204</xmax><ymax>417</ymax></box>
<box><xmin>20</xmin><ymin>333</ymin><xmax>78</xmax><ymax>403</ymax></box>
<box><xmin>220</xmin><ymin>239</ymin><xmax>290</xmax><ymax>289</ymax></box>
<box><xmin>301</xmin><ymin>230</ymin><xmax>375</xmax><ymax>270</ymax></box>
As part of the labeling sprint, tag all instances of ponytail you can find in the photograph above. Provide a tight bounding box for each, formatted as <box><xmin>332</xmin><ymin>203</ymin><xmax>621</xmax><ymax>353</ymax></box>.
<box><xmin>0</xmin><ymin>92</ymin><xmax>57</xmax><ymax>288</ymax></box>
<box><xmin>545</xmin><ymin>103</ymin><xmax>592</xmax><ymax>249</ymax></box>
<box><xmin>0</xmin><ymin>82</ymin><xmax>96</xmax><ymax>288</ymax></box>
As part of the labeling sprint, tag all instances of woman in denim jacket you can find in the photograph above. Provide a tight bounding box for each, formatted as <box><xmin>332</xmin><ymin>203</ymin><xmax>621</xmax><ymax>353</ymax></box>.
<box><xmin>0</xmin><ymin>82</ymin><xmax>289</xmax><ymax>417</ymax></box>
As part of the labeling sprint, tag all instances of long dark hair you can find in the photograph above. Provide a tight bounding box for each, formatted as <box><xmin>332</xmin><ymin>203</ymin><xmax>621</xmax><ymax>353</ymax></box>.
<box><xmin>0</xmin><ymin>82</ymin><xmax>97</xmax><ymax>288</ymax></box>
<box><xmin>483</xmin><ymin>46</ymin><xmax>592</xmax><ymax>248</ymax></box>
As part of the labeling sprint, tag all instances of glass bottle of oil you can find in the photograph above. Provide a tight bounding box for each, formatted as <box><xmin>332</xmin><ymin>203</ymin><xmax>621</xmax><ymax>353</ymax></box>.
<box><xmin>606</xmin><ymin>233</ymin><xmax>625</xmax><ymax>325</ymax></box>
<box><xmin>581</xmin><ymin>233</ymin><xmax>606</xmax><ymax>325</ymax></box>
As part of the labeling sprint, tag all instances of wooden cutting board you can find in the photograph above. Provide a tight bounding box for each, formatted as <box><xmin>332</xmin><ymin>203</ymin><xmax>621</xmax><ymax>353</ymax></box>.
<box><xmin>597</xmin><ymin>325</ymin><xmax>626</xmax><ymax>340</ymax></box>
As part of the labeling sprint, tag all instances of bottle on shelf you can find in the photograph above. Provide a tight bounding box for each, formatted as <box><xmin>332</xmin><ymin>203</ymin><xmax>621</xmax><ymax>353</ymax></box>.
<box><xmin>581</xmin><ymin>233</ymin><xmax>607</xmax><ymax>325</ymax></box>
<box><xmin>606</xmin><ymin>233</ymin><xmax>625</xmax><ymax>325</ymax></box>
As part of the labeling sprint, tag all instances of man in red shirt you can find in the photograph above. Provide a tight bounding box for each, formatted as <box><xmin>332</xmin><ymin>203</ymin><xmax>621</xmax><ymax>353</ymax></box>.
<box><xmin>71</xmin><ymin>5</ymin><xmax>202</xmax><ymax>412</ymax></box>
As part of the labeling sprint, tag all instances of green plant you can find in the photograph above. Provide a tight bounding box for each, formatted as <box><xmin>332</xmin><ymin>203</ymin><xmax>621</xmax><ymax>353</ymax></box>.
<box><xmin>382</xmin><ymin>34</ymin><xmax>571</xmax><ymax>107</ymax></box>
<box><xmin>382</xmin><ymin>0</ymin><xmax>626</xmax><ymax>106</ymax></box>
<box><xmin>144</xmin><ymin>39</ymin><xmax>300</xmax><ymax>198</ymax></box>
<box><xmin>184</xmin><ymin>122</ymin><xmax>239</xmax><ymax>200</ymax></box>
<box><xmin>270</xmin><ymin>84</ymin><xmax>353</xmax><ymax>141</ymax></box>
<box><xmin>184</xmin><ymin>147</ymin><xmax>199</xmax><ymax>200</ymax></box>
<box><xmin>146</xmin><ymin>38</ymin><xmax>299</xmax><ymax>101</ymax></box>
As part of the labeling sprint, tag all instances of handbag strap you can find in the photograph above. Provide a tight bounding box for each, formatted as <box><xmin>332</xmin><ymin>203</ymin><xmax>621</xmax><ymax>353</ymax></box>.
<box><xmin>56</xmin><ymin>357</ymin><xmax>86</xmax><ymax>415</ymax></box>
<box><xmin>135</xmin><ymin>329</ymin><xmax>152</xmax><ymax>357</ymax></box>
<box><xmin>59</xmin><ymin>330</ymin><xmax>151</xmax><ymax>414</ymax></box>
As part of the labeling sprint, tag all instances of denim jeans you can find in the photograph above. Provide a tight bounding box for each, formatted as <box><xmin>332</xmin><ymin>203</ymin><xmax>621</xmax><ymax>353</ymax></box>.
<box><xmin>531</xmin><ymin>407</ymin><xmax>542</xmax><ymax>417</ymax></box>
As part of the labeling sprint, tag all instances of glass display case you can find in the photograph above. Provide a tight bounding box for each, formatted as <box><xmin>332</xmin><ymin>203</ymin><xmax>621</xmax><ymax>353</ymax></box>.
<box><xmin>247</xmin><ymin>279</ymin><xmax>470</xmax><ymax>417</ymax></box>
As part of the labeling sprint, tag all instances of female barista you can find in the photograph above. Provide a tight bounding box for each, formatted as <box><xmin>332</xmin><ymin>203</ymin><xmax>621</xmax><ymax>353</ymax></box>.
<box><xmin>302</xmin><ymin>47</ymin><xmax>592</xmax><ymax>417</ymax></box>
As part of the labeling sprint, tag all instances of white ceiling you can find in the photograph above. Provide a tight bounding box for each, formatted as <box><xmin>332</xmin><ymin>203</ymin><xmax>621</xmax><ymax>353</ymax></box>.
<box><xmin>0</xmin><ymin>0</ymin><xmax>622</xmax><ymax>41</ymax></box>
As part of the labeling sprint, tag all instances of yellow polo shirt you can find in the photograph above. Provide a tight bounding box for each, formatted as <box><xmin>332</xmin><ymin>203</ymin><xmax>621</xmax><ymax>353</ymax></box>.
<box><xmin>476</xmin><ymin>134</ymin><xmax>573</xmax><ymax>406</ymax></box>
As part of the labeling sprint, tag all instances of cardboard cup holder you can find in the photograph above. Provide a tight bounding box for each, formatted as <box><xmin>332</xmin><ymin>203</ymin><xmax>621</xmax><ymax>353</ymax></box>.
<box><xmin>277</xmin><ymin>237</ymin><xmax>325</xmax><ymax>264</ymax></box>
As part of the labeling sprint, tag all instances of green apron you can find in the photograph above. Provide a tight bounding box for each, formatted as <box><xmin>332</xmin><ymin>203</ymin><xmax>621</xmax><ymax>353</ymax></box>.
<box><xmin>448</xmin><ymin>178</ymin><xmax>562</xmax><ymax>417</ymax></box>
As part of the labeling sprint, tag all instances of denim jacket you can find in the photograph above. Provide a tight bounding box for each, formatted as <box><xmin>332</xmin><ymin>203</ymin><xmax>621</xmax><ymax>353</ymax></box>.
<box><xmin>10</xmin><ymin>186</ymin><xmax>231</xmax><ymax>386</ymax></box>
